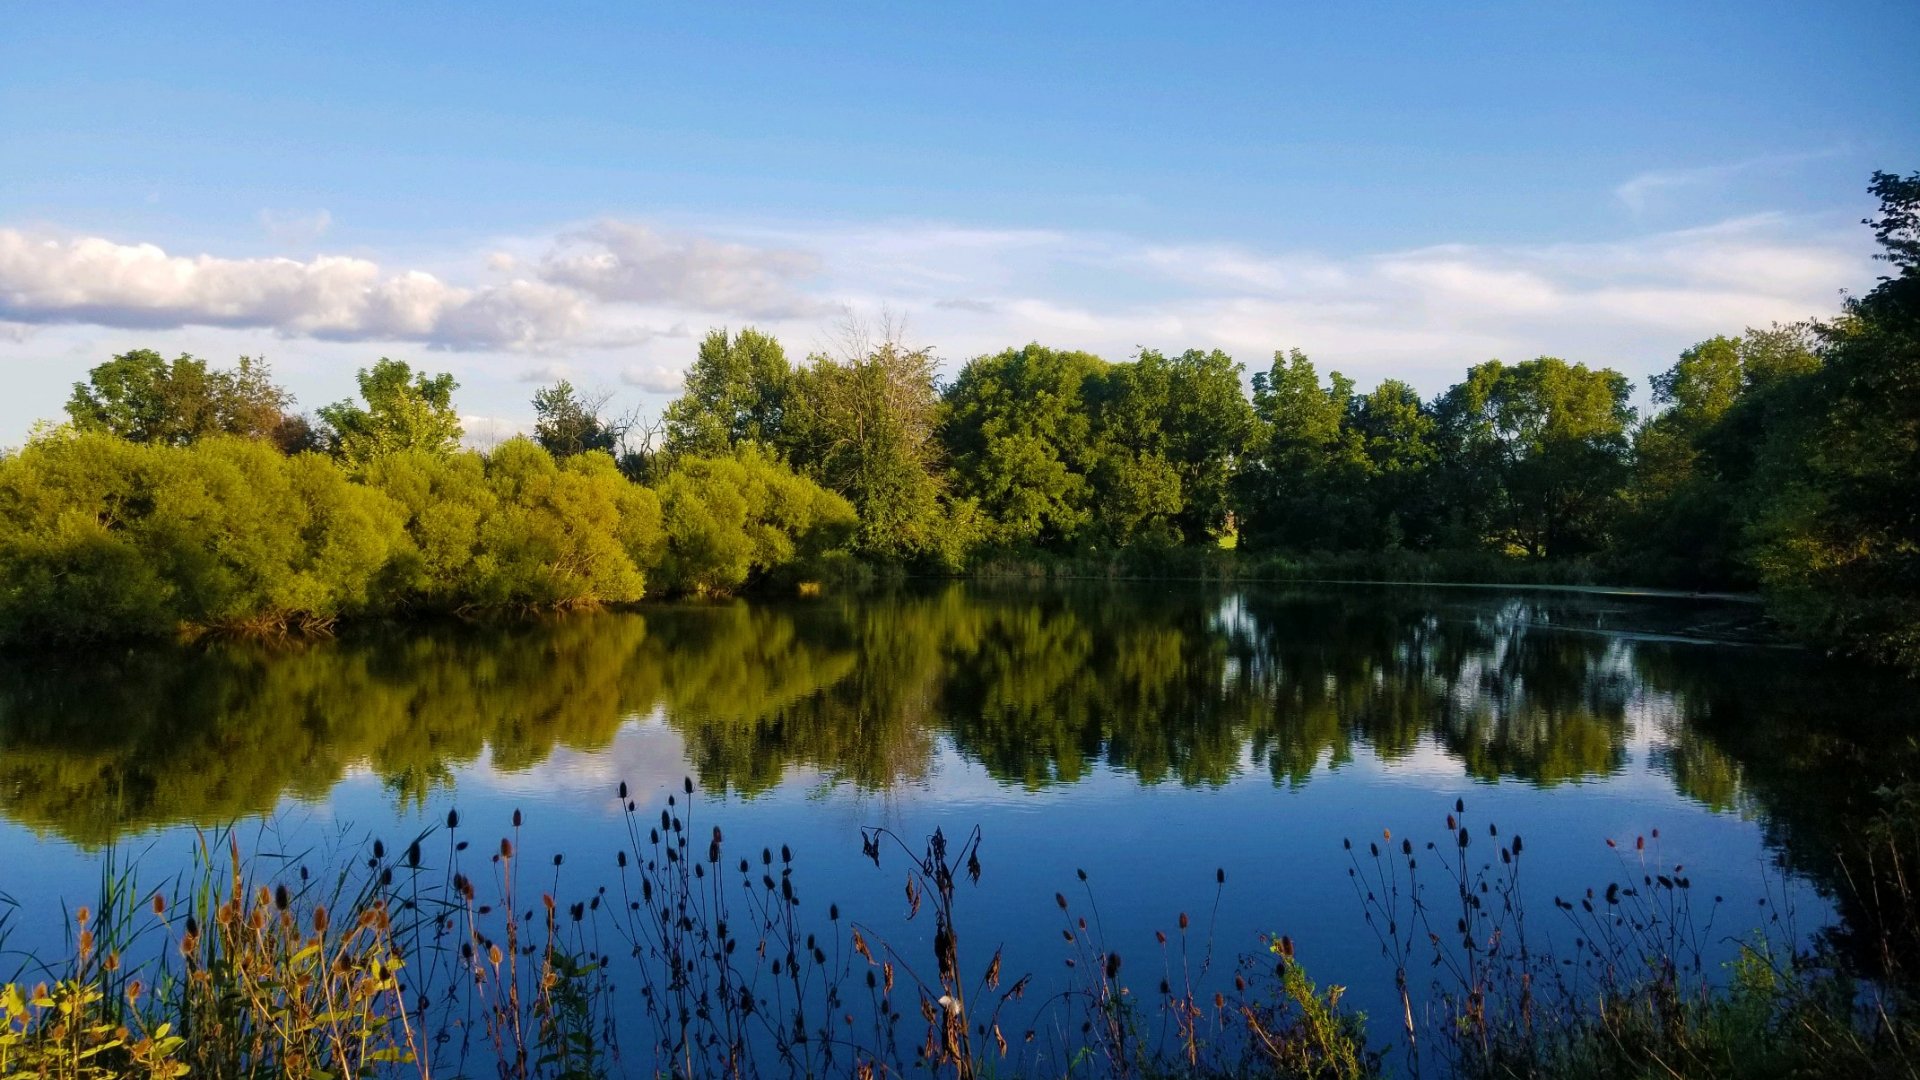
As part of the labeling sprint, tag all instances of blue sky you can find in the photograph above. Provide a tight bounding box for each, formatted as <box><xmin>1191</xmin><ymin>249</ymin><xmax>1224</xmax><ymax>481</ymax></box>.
<box><xmin>2</xmin><ymin>1</ymin><xmax>1915</xmax><ymax>444</ymax></box>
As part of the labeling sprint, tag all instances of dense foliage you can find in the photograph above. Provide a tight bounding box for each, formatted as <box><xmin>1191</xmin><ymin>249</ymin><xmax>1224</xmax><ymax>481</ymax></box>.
<box><xmin>1</xmin><ymin>172</ymin><xmax>1913</xmax><ymax>663</ymax></box>
<box><xmin>0</xmin><ymin>387</ymin><xmax>852</xmax><ymax>642</ymax></box>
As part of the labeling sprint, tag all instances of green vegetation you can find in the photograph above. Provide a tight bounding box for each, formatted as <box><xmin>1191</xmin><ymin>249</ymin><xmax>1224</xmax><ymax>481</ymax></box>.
<box><xmin>64</xmin><ymin>348</ymin><xmax>315</xmax><ymax>454</ymax></box>
<box><xmin>673</xmin><ymin>171</ymin><xmax>1915</xmax><ymax>668</ymax></box>
<box><xmin>0</xmin><ymin>330</ymin><xmax>865</xmax><ymax>643</ymax></box>
<box><xmin>0</xmin><ymin>171</ymin><xmax>1914</xmax><ymax>667</ymax></box>
<box><xmin>531</xmin><ymin>379</ymin><xmax>626</xmax><ymax>460</ymax></box>
<box><xmin>316</xmin><ymin>358</ymin><xmax>463</xmax><ymax>467</ymax></box>
<box><xmin>0</xmin><ymin>424</ymin><xmax>849</xmax><ymax>643</ymax></box>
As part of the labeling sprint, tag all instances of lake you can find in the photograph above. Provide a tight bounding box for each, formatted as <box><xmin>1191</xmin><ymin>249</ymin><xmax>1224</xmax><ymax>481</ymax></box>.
<box><xmin>0</xmin><ymin>582</ymin><xmax>1911</xmax><ymax>1071</ymax></box>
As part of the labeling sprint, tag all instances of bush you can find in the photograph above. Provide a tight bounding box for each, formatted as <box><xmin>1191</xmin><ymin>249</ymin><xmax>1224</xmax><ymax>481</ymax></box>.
<box><xmin>0</xmin><ymin>433</ymin><xmax>856</xmax><ymax>644</ymax></box>
<box><xmin>653</xmin><ymin>446</ymin><xmax>857</xmax><ymax>595</ymax></box>
<box><xmin>0</xmin><ymin>432</ymin><xmax>411</xmax><ymax>641</ymax></box>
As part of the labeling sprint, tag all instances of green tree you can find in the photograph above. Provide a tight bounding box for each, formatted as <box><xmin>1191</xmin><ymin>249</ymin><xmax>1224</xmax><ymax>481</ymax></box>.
<box><xmin>0</xmin><ymin>431</ymin><xmax>410</xmax><ymax>643</ymax></box>
<box><xmin>648</xmin><ymin>446</ymin><xmax>855</xmax><ymax>595</ymax></box>
<box><xmin>784</xmin><ymin>339</ymin><xmax>974</xmax><ymax>565</ymax></box>
<box><xmin>1085</xmin><ymin>353</ymin><xmax>1179</xmax><ymax>546</ymax></box>
<box><xmin>317</xmin><ymin>359</ymin><xmax>463</xmax><ymax>466</ymax></box>
<box><xmin>1745</xmin><ymin>170</ymin><xmax>1920</xmax><ymax>667</ymax></box>
<box><xmin>66</xmin><ymin>350</ymin><xmax>309</xmax><ymax>450</ymax></box>
<box><xmin>1086</xmin><ymin>348</ymin><xmax>1256</xmax><ymax>546</ymax></box>
<box><xmin>363</xmin><ymin>442</ymin><xmax>655</xmax><ymax>610</ymax></box>
<box><xmin>662</xmin><ymin>327</ymin><xmax>792</xmax><ymax>457</ymax></box>
<box><xmin>1626</xmin><ymin>328</ymin><xmax>1823</xmax><ymax>585</ymax></box>
<box><xmin>472</xmin><ymin>440</ymin><xmax>648</xmax><ymax>608</ymax></box>
<box><xmin>1160</xmin><ymin>348</ymin><xmax>1258</xmax><ymax>543</ymax></box>
<box><xmin>532</xmin><ymin>380</ymin><xmax>623</xmax><ymax>459</ymax></box>
<box><xmin>1435</xmin><ymin>357</ymin><xmax>1634</xmax><ymax>557</ymax></box>
<box><xmin>940</xmin><ymin>344</ymin><xmax>1106</xmax><ymax>548</ymax></box>
<box><xmin>359</xmin><ymin>449</ymin><xmax>498</xmax><ymax>607</ymax></box>
<box><xmin>1633</xmin><ymin>337</ymin><xmax>1741</xmax><ymax>514</ymax></box>
<box><xmin>1235</xmin><ymin>350</ymin><xmax>1367</xmax><ymax>551</ymax></box>
<box><xmin>1350</xmin><ymin>378</ymin><xmax>1439</xmax><ymax>547</ymax></box>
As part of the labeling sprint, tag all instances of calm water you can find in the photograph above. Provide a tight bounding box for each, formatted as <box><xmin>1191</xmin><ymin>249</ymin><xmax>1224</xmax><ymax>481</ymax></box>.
<box><xmin>0</xmin><ymin>582</ymin><xmax>1912</xmax><ymax>1059</ymax></box>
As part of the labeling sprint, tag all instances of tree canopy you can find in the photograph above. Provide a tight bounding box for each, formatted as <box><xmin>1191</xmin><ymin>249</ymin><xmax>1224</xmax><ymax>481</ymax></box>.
<box><xmin>662</xmin><ymin>327</ymin><xmax>791</xmax><ymax>457</ymax></box>
<box><xmin>532</xmin><ymin>379</ymin><xmax>623</xmax><ymax>459</ymax></box>
<box><xmin>317</xmin><ymin>358</ymin><xmax>463</xmax><ymax>466</ymax></box>
<box><xmin>66</xmin><ymin>350</ymin><xmax>311</xmax><ymax>451</ymax></box>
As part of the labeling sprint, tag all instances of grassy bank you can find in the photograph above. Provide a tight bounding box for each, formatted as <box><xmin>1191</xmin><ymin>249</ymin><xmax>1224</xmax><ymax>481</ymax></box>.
<box><xmin>3</xmin><ymin>788</ymin><xmax>1914</xmax><ymax>1078</ymax></box>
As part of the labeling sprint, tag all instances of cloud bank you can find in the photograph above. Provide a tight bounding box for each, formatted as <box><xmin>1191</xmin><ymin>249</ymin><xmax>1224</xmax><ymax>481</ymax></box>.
<box><xmin>0</xmin><ymin>208</ymin><xmax>1875</xmax><ymax>408</ymax></box>
<box><xmin>0</xmin><ymin>230</ymin><xmax>587</xmax><ymax>349</ymax></box>
<box><xmin>0</xmin><ymin>220</ymin><xmax>820</xmax><ymax>351</ymax></box>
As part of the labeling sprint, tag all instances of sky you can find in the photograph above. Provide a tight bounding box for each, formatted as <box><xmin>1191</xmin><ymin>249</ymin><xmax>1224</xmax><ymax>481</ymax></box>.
<box><xmin>2</xmin><ymin>1</ymin><xmax>1916</xmax><ymax>446</ymax></box>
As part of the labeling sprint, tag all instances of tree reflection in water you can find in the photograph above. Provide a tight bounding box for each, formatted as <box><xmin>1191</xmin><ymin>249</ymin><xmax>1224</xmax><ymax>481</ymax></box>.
<box><xmin>0</xmin><ymin>585</ymin><xmax>1909</xmax><ymax>878</ymax></box>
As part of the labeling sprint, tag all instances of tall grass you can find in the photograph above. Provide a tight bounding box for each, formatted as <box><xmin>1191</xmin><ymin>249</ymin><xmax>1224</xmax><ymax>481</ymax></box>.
<box><xmin>2</xmin><ymin>787</ymin><xmax>1914</xmax><ymax>1078</ymax></box>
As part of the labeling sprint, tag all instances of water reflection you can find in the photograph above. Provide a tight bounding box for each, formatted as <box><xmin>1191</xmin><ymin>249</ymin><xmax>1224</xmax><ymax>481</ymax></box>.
<box><xmin>0</xmin><ymin>584</ymin><xmax>1908</xmax><ymax>853</ymax></box>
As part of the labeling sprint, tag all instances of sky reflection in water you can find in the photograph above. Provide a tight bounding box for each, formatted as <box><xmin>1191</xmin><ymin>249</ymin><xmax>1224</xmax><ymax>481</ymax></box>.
<box><xmin>0</xmin><ymin>583</ymin><xmax>1905</xmax><ymax>1044</ymax></box>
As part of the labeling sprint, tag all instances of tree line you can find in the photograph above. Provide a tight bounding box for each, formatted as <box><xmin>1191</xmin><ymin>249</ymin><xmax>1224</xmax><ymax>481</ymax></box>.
<box><xmin>0</xmin><ymin>172</ymin><xmax>1912</xmax><ymax>664</ymax></box>
<box><xmin>642</xmin><ymin>172</ymin><xmax>1918</xmax><ymax>668</ymax></box>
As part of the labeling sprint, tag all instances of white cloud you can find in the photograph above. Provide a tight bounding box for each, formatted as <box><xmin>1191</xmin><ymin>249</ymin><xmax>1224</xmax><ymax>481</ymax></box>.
<box><xmin>424</xmin><ymin>278</ymin><xmax>587</xmax><ymax>350</ymax></box>
<box><xmin>932</xmin><ymin>298</ymin><xmax>1000</xmax><ymax>313</ymax></box>
<box><xmin>620</xmin><ymin>362</ymin><xmax>687</xmax><ymax>394</ymax></box>
<box><xmin>0</xmin><ymin>229</ymin><xmax>586</xmax><ymax>350</ymax></box>
<box><xmin>788</xmin><ymin>213</ymin><xmax>1869</xmax><ymax>398</ymax></box>
<box><xmin>518</xmin><ymin>361</ymin><xmax>572</xmax><ymax>384</ymax></box>
<box><xmin>539</xmin><ymin>220</ymin><xmax>822</xmax><ymax>317</ymax></box>
<box><xmin>460</xmin><ymin>414</ymin><xmax>535</xmax><ymax>450</ymax></box>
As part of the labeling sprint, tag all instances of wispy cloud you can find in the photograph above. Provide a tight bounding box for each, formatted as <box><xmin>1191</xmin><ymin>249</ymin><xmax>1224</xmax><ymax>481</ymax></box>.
<box><xmin>932</xmin><ymin>298</ymin><xmax>1000</xmax><ymax>314</ymax></box>
<box><xmin>460</xmin><ymin>414</ymin><xmax>535</xmax><ymax>450</ymax></box>
<box><xmin>1613</xmin><ymin>148</ymin><xmax>1848</xmax><ymax>214</ymax></box>
<box><xmin>620</xmin><ymin>362</ymin><xmax>687</xmax><ymax>394</ymax></box>
<box><xmin>518</xmin><ymin>361</ymin><xmax>573</xmax><ymax>384</ymax></box>
<box><xmin>788</xmin><ymin>212</ymin><xmax>1870</xmax><ymax>389</ymax></box>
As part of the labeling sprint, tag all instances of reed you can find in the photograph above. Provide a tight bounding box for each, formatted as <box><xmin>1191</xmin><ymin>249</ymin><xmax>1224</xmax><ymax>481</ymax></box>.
<box><xmin>2</xmin><ymin>787</ymin><xmax>1915</xmax><ymax>1078</ymax></box>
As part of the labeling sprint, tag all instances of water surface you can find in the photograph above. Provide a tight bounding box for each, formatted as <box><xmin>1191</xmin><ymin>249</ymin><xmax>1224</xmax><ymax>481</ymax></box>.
<box><xmin>0</xmin><ymin>583</ymin><xmax>1910</xmax><ymax>1058</ymax></box>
